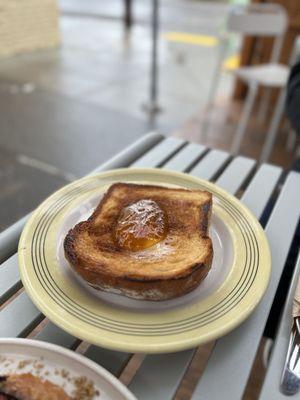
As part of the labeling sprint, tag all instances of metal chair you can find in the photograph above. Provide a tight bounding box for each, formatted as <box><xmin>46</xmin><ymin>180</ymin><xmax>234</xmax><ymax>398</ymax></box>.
<box><xmin>204</xmin><ymin>3</ymin><xmax>289</xmax><ymax>159</ymax></box>
<box><xmin>259</xmin><ymin>35</ymin><xmax>300</xmax><ymax>163</ymax></box>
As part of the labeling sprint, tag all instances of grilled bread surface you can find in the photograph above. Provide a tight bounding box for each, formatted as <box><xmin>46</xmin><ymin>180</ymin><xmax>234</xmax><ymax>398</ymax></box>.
<box><xmin>64</xmin><ymin>183</ymin><xmax>213</xmax><ymax>300</ymax></box>
<box><xmin>0</xmin><ymin>374</ymin><xmax>71</xmax><ymax>400</ymax></box>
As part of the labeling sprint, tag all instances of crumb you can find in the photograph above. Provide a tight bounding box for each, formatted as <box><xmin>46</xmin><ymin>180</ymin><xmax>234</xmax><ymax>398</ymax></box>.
<box><xmin>33</xmin><ymin>361</ymin><xmax>44</xmax><ymax>371</ymax></box>
<box><xmin>72</xmin><ymin>376</ymin><xmax>99</xmax><ymax>400</ymax></box>
<box><xmin>61</xmin><ymin>369</ymin><xmax>70</xmax><ymax>379</ymax></box>
<box><xmin>17</xmin><ymin>360</ymin><xmax>31</xmax><ymax>369</ymax></box>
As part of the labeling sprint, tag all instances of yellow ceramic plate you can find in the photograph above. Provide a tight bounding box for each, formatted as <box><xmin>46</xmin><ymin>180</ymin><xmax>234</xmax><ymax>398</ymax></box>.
<box><xmin>19</xmin><ymin>168</ymin><xmax>271</xmax><ymax>353</ymax></box>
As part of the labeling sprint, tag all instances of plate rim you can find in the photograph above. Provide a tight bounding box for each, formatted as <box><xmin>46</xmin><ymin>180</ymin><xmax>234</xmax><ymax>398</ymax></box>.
<box><xmin>0</xmin><ymin>338</ymin><xmax>136</xmax><ymax>400</ymax></box>
<box><xmin>18</xmin><ymin>168</ymin><xmax>271</xmax><ymax>353</ymax></box>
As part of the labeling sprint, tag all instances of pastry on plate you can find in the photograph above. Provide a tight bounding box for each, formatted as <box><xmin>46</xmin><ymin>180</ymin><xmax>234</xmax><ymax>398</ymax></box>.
<box><xmin>64</xmin><ymin>183</ymin><xmax>213</xmax><ymax>301</ymax></box>
<box><xmin>0</xmin><ymin>374</ymin><xmax>71</xmax><ymax>400</ymax></box>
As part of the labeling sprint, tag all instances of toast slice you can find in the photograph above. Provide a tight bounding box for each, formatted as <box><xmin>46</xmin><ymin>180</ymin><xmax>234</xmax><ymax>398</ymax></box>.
<box><xmin>0</xmin><ymin>374</ymin><xmax>71</xmax><ymax>400</ymax></box>
<box><xmin>64</xmin><ymin>183</ymin><xmax>213</xmax><ymax>301</ymax></box>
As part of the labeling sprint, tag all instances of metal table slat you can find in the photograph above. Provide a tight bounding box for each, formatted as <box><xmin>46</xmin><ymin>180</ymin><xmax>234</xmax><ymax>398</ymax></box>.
<box><xmin>162</xmin><ymin>143</ymin><xmax>206</xmax><ymax>172</ymax></box>
<box><xmin>129</xmin><ymin>350</ymin><xmax>194</xmax><ymax>400</ymax></box>
<box><xmin>242</xmin><ymin>164</ymin><xmax>282</xmax><ymax>219</ymax></box>
<box><xmin>190</xmin><ymin>149</ymin><xmax>230</xmax><ymax>180</ymax></box>
<box><xmin>130</xmin><ymin>137</ymin><xmax>185</xmax><ymax>168</ymax></box>
<box><xmin>90</xmin><ymin>131</ymin><xmax>163</xmax><ymax>175</ymax></box>
<box><xmin>216</xmin><ymin>156</ymin><xmax>256</xmax><ymax>194</ymax></box>
<box><xmin>34</xmin><ymin>321</ymin><xmax>77</xmax><ymax>349</ymax></box>
<box><xmin>0</xmin><ymin>254</ymin><xmax>21</xmax><ymax>304</ymax></box>
<box><xmin>0</xmin><ymin>214</ymin><xmax>30</xmax><ymax>264</ymax></box>
<box><xmin>192</xmin><ymin>171</ymin><xmax>300</xmax><ymax>400</ymax></box>
<box><xmin>0</xmin><ymin>292</ymin><xmax>42</xmax><ymax>338</ymax></box>
<box><xmin>84</xmin><ymin>346</ymin><xmax>131</xmax><ymax>377</ymax></box>
<box><xmin>260</xmin><ymin>252</ymin><xmax>300</xmax><ymax>400</ymax></box>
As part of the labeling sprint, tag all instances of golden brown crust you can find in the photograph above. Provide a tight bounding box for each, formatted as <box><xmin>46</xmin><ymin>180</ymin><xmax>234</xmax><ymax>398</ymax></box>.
<box><xmin>72</xmin><ymin>250</ymin><xmax>213</xmax><ymax>301</ymax></box>
<box><xmin>0</xmin><ymin>374</ymin><xmax>71</xmax><ymax>400</ymax></box>
<box><xmin>64</xmin><ymin>183</ymin><xmax>213</xmax><ymax>300</ymax></box>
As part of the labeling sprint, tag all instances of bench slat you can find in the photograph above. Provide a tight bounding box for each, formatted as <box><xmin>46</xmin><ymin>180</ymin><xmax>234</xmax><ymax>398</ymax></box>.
<box><xmin>0</xmin><ymin>292</ymin><xmax>43</xmax><ymax>338</ymax></box>
<box><xmin>162</xmin><ymin>143</ymin><xmax>206</xmax><ymax>171</ymax></box>
<box><xmin>216</xmin><ymin>156</ymin><xmax>256</xmax><ymax>194</ymax></box>
<box><xmin>190</xmin><ymin>149</ymin><xmax>230</xmax><ymax>180</ymax></box>
<box><xmin>34</xmin><ymin>321</ymin><xmax>78</xmax><ymax>348</ymax></box>
<box><xmin>192</xmin><ymin>171</ymin><xmax>300</xmax><ymax>399</ymax></box>
<box><xmin>129</xmin><ymin>351</ymin><xmax>194</xmax><ymax>400</ymax></box>
<box><xmin>0</xmin><ymin>215</ymin><xmax>30</xmax><ymax>264</ymax></box>
<box><xmin>90</xmin><ymin>131</ymin><xmax>163</xmax><ymax>175</ymax></box>
<box><xmin>0</xmin><ymin>254</ymin><xmax>21</xmax><ymax>304</ymax></box>
<box><xmin>130</xmin><ymin>137</ymin><xmax>185</xmax><ymax>168</ymax></box>
<box><xmin>260</xmin><ymin>252</ymin><xmax>300</xmax><ymax>400</ymax></box>
<box><xmin>84</xmin><ymin>346</ymin><xmax>131</xmax><ymax>377</ymax></box>
<box><xmin>242</xmin><ymin>164</ymin><xmax>282</xmax><ymax>219</ymax></box>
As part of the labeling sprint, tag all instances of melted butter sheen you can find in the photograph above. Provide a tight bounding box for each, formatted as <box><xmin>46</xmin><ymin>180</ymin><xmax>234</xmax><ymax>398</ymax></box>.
<box><xmin>115</xmin><ymin>199</ymin><xmax>167</xmax><ymax>251</ymax></box>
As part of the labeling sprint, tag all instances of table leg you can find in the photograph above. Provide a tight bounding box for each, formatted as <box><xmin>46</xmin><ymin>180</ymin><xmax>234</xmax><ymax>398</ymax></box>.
<box><xmin>124</xmin><ymin>0</ymin><xmax>132</xmax><ymax>29</ymax></box>
<box><xmin>143</xmin><ymin>0</ymin><xmax>161</xmax><ymax>119</ymax></box>
<box><xmin>260</xmin><ymin>89</ymin><xmax>286</xmax><ymax>164</ymax></box>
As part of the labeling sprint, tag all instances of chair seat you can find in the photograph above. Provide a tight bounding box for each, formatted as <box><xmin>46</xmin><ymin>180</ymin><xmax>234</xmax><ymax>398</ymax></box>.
<box><xmin>232</xmin><ymin>63</ymin><xmax>289</xmax><ymax>87</ymax></box>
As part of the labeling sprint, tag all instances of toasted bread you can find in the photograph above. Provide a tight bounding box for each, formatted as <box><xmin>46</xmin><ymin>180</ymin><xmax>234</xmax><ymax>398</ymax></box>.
<box><xmin>64</xmin><ymin>183</ymin><xmax>213</xmax><ymax>301</ymax></box>
<box><xmin>0</xmin><ymin>374</ymin><xmax>71</xmax><ymax>400</ymax></box>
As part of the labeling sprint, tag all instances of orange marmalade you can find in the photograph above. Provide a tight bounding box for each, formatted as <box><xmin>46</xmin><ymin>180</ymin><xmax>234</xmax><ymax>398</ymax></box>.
<box><xmin>115</xmin><ymin>199</ymin><xmax>167</xmax><ymax>251</ymax></box>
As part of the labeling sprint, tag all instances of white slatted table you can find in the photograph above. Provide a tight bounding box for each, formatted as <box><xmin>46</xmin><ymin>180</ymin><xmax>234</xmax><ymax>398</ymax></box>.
<box><xmin>1</xmin><ymin>132</ymin><xmax>300</xmax><ymax>400</ymax></box>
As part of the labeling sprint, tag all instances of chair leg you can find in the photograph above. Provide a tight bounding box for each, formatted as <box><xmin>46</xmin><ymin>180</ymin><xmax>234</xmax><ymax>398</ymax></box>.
<box><xmin>259</xmin><ymin>89</ymin><xmax>286</xmax><ymax>164</ymax></box>
<box><xmin>231</xmin><ymin>83</ymin><xmax>257</xmax><ymax>155</ymax></box>
<box><xmin>201</xmin><ymin>37</ymin><xmax>228</xmax><ymax>138</ymax></box>
<box><xmin>257</xmin><ymin>88</ymin><xmax>271</xmax><ymax>124</ymax></box>
<box><xmin>286</xmin><ymin>129</ymin><xmax>297</xmax><ymax>152</ymax></box>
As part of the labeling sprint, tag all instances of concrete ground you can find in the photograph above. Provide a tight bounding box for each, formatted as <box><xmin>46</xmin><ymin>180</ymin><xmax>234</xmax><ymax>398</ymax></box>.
<box><xmin>0</xmin><ymin>0</ymin><xmax>232</xmax><ymax>230</ymax></box>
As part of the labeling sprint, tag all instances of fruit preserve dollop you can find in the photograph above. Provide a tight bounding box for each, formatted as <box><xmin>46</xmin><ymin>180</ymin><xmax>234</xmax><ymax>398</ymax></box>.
<box><xmin>115</xmin><ymin>199</ymin><xmax>167</xmax><ymax>251</ymax></box>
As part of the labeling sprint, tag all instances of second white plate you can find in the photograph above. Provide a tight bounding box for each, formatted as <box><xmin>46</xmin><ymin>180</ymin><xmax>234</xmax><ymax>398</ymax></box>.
<box><xmin>0</xmin><ymin>339</ymin><xmax>136</xmax><ymax>400</ymax></box>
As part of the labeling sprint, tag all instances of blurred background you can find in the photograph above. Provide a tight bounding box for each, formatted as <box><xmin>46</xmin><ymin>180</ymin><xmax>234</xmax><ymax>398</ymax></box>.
<box><xmin>0</xmin><ymin>0</ymin><xmax>299</xmax><ymax>231</ymax></box>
